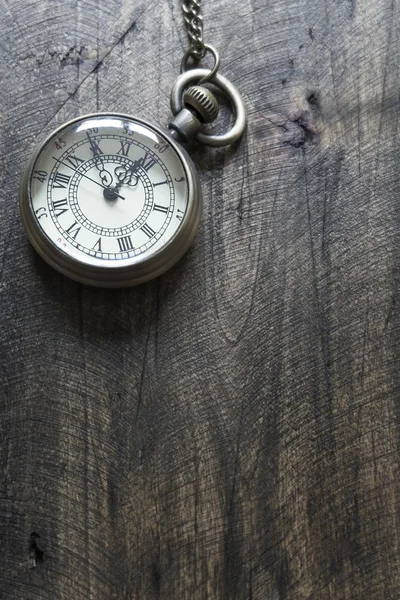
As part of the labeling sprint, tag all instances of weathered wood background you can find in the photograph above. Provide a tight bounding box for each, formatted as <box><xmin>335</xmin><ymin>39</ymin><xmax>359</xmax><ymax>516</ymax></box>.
<box><xmin>1</xmin><ymin>0</ymin><xmax>400</xmax><ymax>598</ymax></box>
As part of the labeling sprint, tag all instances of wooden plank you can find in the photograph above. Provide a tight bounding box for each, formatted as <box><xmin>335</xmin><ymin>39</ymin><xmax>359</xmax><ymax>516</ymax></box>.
<box><xmin>1</xmin><ymin>0</ymin><xmax>400</xmax><ymax>598</ymax></box>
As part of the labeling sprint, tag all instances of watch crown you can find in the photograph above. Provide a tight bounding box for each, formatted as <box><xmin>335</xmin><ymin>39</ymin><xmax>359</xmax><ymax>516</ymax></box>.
<box><xmin>183</xmin><ymin>86</ymin><xmax>219</xmax><ymax>124</ymax></box>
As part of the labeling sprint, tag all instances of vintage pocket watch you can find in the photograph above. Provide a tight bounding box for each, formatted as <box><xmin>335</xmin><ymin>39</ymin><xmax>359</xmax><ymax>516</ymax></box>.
<box><xmin>20</xmin><ymin>112</ymin><xmax>203</xmax><ymax>287</ymax></box>
<box><xmin>19</xmin><ymin>4</ymin><xmax>246</xmax><ymax>287</ymax></box>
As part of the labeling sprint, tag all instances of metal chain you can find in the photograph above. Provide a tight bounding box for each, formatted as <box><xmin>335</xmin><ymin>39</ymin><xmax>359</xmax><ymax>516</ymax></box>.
<box><xmin>182</xmin><ymin>0</ymin><xmax>206</xmax><ymax>59</ymax></box>
<box><xmin>171</xmin><ymin>0</ymin><xmax>247</xmax><ymax>147</ymax></box>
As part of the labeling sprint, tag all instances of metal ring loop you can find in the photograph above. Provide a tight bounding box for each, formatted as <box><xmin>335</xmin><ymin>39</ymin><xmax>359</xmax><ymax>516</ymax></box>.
<box><xmin>170</xmin><ymin>68</ymin><xmax>247</xmax><ymax>147</ymax></box>
<box><xmin>181</xmin><ymin>44</ymin><xmax>220</xmax><ymax>84</ymax></box>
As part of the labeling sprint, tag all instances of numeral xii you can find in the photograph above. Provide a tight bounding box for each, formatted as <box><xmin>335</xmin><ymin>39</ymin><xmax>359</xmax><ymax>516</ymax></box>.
<box><xmin>140</xmin><ymin>153</ymin><xmax>156</xmax><ymax>172</ymax></box>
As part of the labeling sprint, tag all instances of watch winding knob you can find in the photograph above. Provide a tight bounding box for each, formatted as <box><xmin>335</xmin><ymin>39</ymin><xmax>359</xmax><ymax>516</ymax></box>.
<box><xmin>183</xmin><ymin>86</ymin><xmax>219</xmax><ymax>123</ymax></box>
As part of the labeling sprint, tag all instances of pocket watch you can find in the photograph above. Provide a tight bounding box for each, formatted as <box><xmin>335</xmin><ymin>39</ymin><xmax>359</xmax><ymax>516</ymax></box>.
<box><xmin>19</xmin><ymin>4</ymin><xmax>246</xmax><ymax>287</ymax></box>
<box><xmin>20</xmin><ymin>112</ymin><xmax>202</xmax><ymax>287</ymax></box>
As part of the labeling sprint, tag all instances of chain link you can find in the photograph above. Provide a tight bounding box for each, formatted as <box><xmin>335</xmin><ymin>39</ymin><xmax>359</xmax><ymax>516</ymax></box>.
<box><xmin>181</xmin><ymin>0</ymin><xmax>206</xmax><ymax>59</ymax></box>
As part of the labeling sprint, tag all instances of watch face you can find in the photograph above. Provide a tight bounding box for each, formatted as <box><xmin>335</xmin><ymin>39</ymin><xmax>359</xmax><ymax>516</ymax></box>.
<box><xmin>23</xmin><ymin>114</ymin><xmax>196</xmax><ymax>281</ymax></box>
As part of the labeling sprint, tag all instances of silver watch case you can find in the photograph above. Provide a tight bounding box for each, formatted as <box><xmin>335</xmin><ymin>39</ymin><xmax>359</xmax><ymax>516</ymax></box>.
<box><xmin>19</xmin><ymin>113</ymin><xmax>202</xmax><ymax>288</ymax></box>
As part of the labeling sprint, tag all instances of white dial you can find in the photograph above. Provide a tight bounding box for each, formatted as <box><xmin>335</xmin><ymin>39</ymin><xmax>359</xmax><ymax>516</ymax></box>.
<box><xmin>20</xmin><ymin>114</ymin><xmax>201</xmax><ymax>286</ymax></box>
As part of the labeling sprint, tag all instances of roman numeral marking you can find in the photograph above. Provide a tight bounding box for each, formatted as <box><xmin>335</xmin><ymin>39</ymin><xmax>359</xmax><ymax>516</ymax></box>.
<box><xmin>153</xmin><ymin>204</ymin><xmax>169</xmax><ymax>214</ymax></box>
<box><xmin>92</xmin><ymin>237</ymin><xmax>102</xmax><ymax>252</ymax></box>
<box><xmin>141</xmin><ymin>223</ymin><xmax>156</xmax><ymax>238</ymax></box>
<box><xmin>53</xmin><ymin>172</ymin><xmax>71</xmax><ymax>189</ymax></box>
<box><xmin>87</xmin><ymin>133</ymin><xmax>103</xmax><ymax>154</ymax></box>
<box><xmin>176</xmin><ymin>209</ymin><xmax>184</xmax><ymax>221</ymax></box>
<box><xmin>117</xmin><ymin>236</ymin><xmax>134</xmax><ymax>252</ymax></box>
<box><xmin>118</xmin><ymin>140</ymin><xmax>133</xmax><ymax>157</ymax></box>
<box><xmin>139</xmin><ymin>153</ymin><xmax>156</xmax><ymax>172</ymax></box>
<box><xmin>65</xmin><ymin>221</ymin><xmax>81</xmax><ymax>240</ymax></box>
<box><xmin>153</xmin><ymin>180</ymin><xmax>168</xmax><ymax>188</ymax></box>
<box><xmin>65</xmin><ymin>154</ymin><xmax>85</xmax><ymax>170</ymax></box>
<box><xmin>52</xmin><ymin>198</ymin><xmax>69</xmax><ymax>217</ymax></box>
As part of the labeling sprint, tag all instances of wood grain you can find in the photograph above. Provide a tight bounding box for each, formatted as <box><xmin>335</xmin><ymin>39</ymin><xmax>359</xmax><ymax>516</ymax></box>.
<box><xmin>1</xmin><ymin>0</ymin><xmax>400</xmax><ymax>598</ymax></box>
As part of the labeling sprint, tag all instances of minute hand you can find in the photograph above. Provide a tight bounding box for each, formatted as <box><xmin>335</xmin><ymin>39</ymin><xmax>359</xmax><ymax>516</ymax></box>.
<box><xmin>86</xmin><ymin>133</ymin><xmax>113</xmax><ymax>184</ymax></box>
<box><xmin>51</xmin><ymin>156</ymin><xmax>126</xmax><ymax>201</ymax></box>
